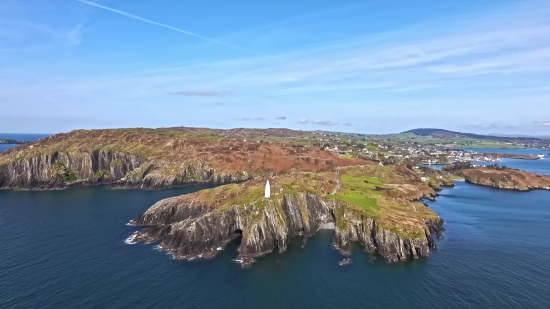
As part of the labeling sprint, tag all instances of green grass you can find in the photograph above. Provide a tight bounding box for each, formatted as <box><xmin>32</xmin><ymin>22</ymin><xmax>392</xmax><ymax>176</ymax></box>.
<box><xmin>326</xmin><ymin>173</ymin><xmax>383</xmax><ymax>215</ymax></box>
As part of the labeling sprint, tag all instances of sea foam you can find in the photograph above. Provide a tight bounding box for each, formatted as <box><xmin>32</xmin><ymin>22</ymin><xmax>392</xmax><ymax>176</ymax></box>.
<box><xmin>124</xmin><ymin>232</ymin><xmax>138</xmax><ymax>244</ymax></box>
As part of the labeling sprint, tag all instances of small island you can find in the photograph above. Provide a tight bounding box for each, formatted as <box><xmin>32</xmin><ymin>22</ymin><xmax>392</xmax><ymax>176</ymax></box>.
<box><xmin>0</xmin><ymin>139</ymin><xmax>28</xmax><ymax>145</ymax></box>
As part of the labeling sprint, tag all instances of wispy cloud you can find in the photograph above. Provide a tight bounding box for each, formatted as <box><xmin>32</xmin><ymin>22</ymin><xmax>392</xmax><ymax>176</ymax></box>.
<box><xmin>344</xmin><ymin>122</ymin><xmax>352</xmax><ymax>127</ymax></box>
<box><xmin>464</xmin><ymin>122</ymin><xmax>518</xmax><ymax>129</ymax></box>
<box><xmin>76</xmin><ymin>0</ymin><xmax>246</xmax><ymax>51</ymax></box>
<box><xmin>0</xmin><ymin>19</ymin><xmax>87</xmax><ymax>51</ymax></box>
<box><xmin>299</xmin><ymin>119</ymin><xmax>309</xmax><ymax>124</ymax></box>
<box><xmin>21</xmin><ymin>1</ymin><xmax>550</xmax><ymax>98</ymax></box>
<box><xmin>313</xmin><ymin>120</ymin><xmax>338</xmax><ymax>126</ymax></box>
<box><xmin>534</xmin><ymin>120</ymin><xmax>550</xmax><ymax>126</ymax></box>
<box><xmin>275</xmin><ymin>116</ymin><xmax>286</xmax><ymax>120</ymax></box>
<box><xmin>168</xmin><ymin>90</ymin><xmax>225</xmax><ymax>96</ymax></box>
<box><xmin>240</xmin><ymin>117</ymin><xmax>265</xmax><ymax>121</ymax></box>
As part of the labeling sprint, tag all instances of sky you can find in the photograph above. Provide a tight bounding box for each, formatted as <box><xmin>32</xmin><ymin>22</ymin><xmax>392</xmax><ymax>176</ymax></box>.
<box><xmin>1</xmin><ymin>0</ymin><xmax>550</xmax><ymax>134</ymax></box>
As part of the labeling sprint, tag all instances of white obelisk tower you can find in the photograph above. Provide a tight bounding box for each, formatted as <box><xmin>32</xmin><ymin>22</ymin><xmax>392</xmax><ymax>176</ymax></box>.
<box><xmin>265</xmin><ymin>180</ymin><xmax>271</xmax><ymax>198</ymax></box>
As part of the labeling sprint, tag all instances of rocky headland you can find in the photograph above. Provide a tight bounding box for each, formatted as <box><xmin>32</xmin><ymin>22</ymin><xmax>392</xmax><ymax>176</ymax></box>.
<box><xmin>130</xmin><ymin>165</ymin><xmax>448</xmax><ymax>267</ymax></box>
<box><xmin>462</xmin><ymin>168</ymin><xmax>550</xmax><ymax>191</ymax></box>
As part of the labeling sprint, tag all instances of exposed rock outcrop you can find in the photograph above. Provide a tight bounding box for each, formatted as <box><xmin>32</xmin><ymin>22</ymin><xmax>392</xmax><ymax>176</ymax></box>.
<box><xmin>130</xmin><ymin>192</ymin><xmax>443</xmax><ymax>267</ymax></box>
<box><xmin>0</xmin><ymin>150</ymin><xmax>251</xmax><ymax>190</ymax></box>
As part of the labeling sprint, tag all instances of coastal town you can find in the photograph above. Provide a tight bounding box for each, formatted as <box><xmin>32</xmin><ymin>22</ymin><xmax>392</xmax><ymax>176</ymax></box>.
<box><xmin>297</xmin><ymin>131</ymin><xmax>549</xmax><ymax>166</ymax></box>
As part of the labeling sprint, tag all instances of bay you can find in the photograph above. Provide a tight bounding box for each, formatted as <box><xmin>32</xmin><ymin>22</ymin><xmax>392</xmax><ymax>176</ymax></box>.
<box><xmin>421</xmin><ymin>148</ymin><xmax>550</xmax><ymax>175</ymax></box>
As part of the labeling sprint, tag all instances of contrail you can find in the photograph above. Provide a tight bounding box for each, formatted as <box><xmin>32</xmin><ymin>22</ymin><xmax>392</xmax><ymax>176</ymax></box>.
<box><xmin>76</xmin><ymin>0</ymin><xmax>246</xmax><ymax>51</ymax></box>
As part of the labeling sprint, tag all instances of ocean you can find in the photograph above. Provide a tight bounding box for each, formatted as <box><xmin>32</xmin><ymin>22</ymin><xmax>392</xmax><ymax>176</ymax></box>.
<box><xmin>1</xmin><ymin>141</ymin><xmax>550</xmax><ymax>308</ymax></box>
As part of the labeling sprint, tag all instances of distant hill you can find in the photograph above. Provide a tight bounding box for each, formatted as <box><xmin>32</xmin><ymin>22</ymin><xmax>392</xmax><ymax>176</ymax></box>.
<box><xmin>403</xmin><ymin>128</ymin><xmax>545</xmax><ymax>143</ymax></box>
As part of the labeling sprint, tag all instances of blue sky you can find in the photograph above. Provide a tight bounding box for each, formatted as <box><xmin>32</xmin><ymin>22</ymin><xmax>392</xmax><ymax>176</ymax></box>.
<box><xmin>1</xmin><ymin>0</ymin><xmax>550</xmax><ymax>134</ymax></box>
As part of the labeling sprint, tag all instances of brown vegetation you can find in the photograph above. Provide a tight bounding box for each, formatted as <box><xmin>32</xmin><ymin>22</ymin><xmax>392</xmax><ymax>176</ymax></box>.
<box><xmin>0</xmin><ymin>128</ymin><xmax>366</xmax><ymax>175</ymax></box>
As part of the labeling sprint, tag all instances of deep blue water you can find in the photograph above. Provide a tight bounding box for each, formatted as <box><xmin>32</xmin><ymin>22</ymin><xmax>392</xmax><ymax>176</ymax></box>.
<box><xmin>1</xmin><ymin>182</ymin><xmax>549</xmax><ymax>308</ymax></box>
<box><xmin>0</xmin><ymin>133</ymin><xmax>50</xmax><ymax>153</ymax></box>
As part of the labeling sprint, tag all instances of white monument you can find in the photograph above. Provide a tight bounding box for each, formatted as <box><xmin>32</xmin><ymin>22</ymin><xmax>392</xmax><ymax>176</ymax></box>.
<box><xmin>265</xmin><ymin>180</ymin><xmax>271</xmax><ymax>198</ymax></box>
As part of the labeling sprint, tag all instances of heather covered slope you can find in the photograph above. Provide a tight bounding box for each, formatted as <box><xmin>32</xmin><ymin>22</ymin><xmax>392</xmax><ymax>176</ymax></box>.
<box><xmin>131</xmin><ymin>165</ymin><xmax>449</xmax><ymax>266</ymax></box>
<box><xmin>0</xmin><ymin>128</ymin><xmax>365</xmax><ymax>190</ymax></box>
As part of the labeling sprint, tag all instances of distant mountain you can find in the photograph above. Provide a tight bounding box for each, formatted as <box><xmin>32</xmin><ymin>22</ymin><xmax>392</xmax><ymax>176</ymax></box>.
<box><xmin>403</xmin><ymin>128</ymin><xmax>546</xmax><ymax>142</ymax></box>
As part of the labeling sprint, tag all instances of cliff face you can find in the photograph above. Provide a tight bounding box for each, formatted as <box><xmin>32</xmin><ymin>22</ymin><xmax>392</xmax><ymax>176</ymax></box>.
<box><xmin>462</xmin><ymin>168</ymin><xmax>550</xmax><ymax>191</ymax></box>
<box><xmin>0</xmin><ymin>150</ymin><xmax>251</xmax><ymax>190</ymax></box>
<box><xmin>130</xmin><ymin>192</ymin><xmax>443</xmax><ymax>266</ymax></box>
<box><xmin>332</xmin><ymin>203</ymin><xmax>442</xmax><ymax>262</ymax></box>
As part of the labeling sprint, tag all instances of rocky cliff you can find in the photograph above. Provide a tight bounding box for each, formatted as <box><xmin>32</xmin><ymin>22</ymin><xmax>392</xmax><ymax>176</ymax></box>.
<box><xmin>0</xmin><ymin>150</ymin><xmax>251</xmax><ymax>190</ymax></box>
<box><xmin>130</xmin><ymin>184</ymin><xmax>443</xmax><ymax>266</ymax></box>
<box><xmin>332</xmin><ymin>202</ymin><xmax>442</xmax><ymax>262</ymax></box>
